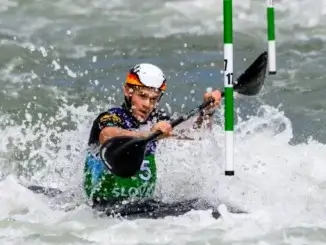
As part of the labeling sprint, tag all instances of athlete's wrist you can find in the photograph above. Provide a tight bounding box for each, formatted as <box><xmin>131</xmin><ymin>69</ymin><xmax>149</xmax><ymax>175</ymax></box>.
<box><xmin>137</xmin><ymin>131</ymin><xmax>150</xmax><ymax>138</ymax></box>
<box><xmin>199</xmin><ymin>109</ymin><xmax>215</xmax><ymax>118</ymax></box>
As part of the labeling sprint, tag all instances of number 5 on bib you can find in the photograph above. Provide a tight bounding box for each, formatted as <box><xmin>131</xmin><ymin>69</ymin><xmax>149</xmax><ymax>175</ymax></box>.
<box><xmin>139</xmin><ymin>160</ymin><xmax>152</xmax><ymax>181</ymax></box>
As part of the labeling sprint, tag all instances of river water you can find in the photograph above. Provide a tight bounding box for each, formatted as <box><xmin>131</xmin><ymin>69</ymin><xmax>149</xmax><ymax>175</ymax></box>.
<box><xmin>1</xmin><ymin>0</ymin><xmax>326</xmax><ymax>244</ymax></box>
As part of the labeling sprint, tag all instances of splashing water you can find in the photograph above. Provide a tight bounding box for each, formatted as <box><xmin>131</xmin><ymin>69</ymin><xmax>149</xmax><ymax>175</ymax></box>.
<box><xmin>1</xmin><ymin>0</ymin><xmax>326</xmax><ymax>244</ymax></box>
<box><xmin>1</xmin><ymin>100</ymin><xmax>326</xmax><ymax>244</ymax></box>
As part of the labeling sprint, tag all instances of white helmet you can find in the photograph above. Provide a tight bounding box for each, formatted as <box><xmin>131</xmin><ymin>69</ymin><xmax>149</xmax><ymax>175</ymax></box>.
<box><xmin>125</xmin><ymin>63</ymin><xmax>167</xmax><ymax>91</ymax></box>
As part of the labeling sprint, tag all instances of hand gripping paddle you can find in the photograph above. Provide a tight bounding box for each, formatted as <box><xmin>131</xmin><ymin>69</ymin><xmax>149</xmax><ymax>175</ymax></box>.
<box><xmin>100</xmin><ymin>51</ymin><xmax>268</xmax><ymax>178</ymax></box>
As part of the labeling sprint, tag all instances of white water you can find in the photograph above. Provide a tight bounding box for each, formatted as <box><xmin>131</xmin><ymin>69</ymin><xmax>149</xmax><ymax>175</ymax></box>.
<box><xmin>1</xmin><ymin>101</ymin><xmax>326</xmax><ymax>244</ymax></box>
<box><xmin>1</xmin><ymin>0</ymin><xmax>326</xmax><ymax>56</ymax></box>
<box><xmin>1</xmin><ymin>0</ymin><xmax>326</xmax><ymax>244</ymax></box>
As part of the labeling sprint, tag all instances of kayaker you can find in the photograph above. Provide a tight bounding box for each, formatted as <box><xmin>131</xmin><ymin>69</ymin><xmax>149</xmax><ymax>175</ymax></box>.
<box><xmin>83</xmin><ymin>63</ymin><xmax>221</xmax><ymax>210</ymax></box>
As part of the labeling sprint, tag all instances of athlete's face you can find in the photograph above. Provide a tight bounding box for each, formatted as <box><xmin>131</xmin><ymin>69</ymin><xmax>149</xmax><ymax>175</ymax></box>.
<box><xmin>123</xmin><ymin>85</ymin><xmax>162</xmax><ymax>122</ymax></box>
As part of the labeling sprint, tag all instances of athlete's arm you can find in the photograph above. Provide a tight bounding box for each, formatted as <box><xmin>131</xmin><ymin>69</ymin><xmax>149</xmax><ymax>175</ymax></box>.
<box><xmin>193</xmin><ymin>111</ymin><xmax>214</xmax><ymax>130</ymax></box>
<box><xmin>193</xmin><ymin>89</ymin><xmax>221</xmax><ymax>130</ymax></box>
<box><xmin>167</xmin><ymin>114</ymin><xmax>213</xmax><ymax>141</ymax></box>
<box><xmin>100</xmin><ymin>120</ymin><xmax>173</xmax><ymax>144</ymax></box>
<box><xmin>152</xmin><ymin>108</ymin><xmax>214</xmax><ymax>140</ymax></box>
<box><xmin>99</xmin><ymin>127</ymin><xmax>149</xmax><ymax>145</ymax></box>
<box><xmin>88</xmin><ymin>112</ymin><xmax>149</xmax><ymax>146</ymax></box>
<box><xmin>97</xmin><ymin>110</ymin><xmax>173</xmax><ymax>144</ymax></box>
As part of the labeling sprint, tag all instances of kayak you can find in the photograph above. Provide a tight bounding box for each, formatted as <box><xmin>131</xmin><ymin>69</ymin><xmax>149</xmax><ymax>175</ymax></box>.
<box><xmin>27</xmin><ymin>185</ymin><xmax>246</xmax><ymax>219</ymax></box>
<box><xmin>93</xmin><ymin>198</ymin><xmax>222</xmax><ymax>219</ymax></box>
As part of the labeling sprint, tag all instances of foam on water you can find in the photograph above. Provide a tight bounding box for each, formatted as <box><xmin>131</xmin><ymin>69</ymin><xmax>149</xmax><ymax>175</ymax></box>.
<box><xmin>1</xmin><ymin>0</ymin><xmax>326</xmax><ymax>58</ymax></box>
<box><xmin>1</xmin><ymin>0</ymin><xmax>326</xmax><ymax>244</ymax></box>
<box><xmin>0</xmin><ymin>98</ymin><xmax>326</xmax><ymax>244</ymax></box>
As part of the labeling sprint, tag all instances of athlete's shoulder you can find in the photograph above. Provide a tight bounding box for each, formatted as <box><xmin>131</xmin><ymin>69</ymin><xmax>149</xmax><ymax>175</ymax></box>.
<box><xmin>87</xmin><ymin>107</ymin><xmax>125</xmax><ymax>146</ymax></box>
<box><xmin>95</xmin><ymin>106</ymin><xmax>126</xmax><ymax>127</ymax></box>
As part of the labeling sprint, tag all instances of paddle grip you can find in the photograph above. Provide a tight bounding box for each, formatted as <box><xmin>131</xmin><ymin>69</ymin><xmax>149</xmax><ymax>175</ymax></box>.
<box><xmin>146</xmin><ymin>130</ymin><xmax>162</xmax><ymax>142</ymax></box>
<box><xmin>169</xmin><ymin>91</ymin><xmax>228</xmax><ymax>129</ymax></box>
<box><xmin>146</xmin><ymin>98</ymin><xmax>214</xmax><ymax>142</ymax></box>
<box><xmin>170</xmin><ymin>98</ymin><xmax>214</xmax><ymax>128</ymax></box>
<box><xmin>146</xmin><ymin>50</ymin><xmax>268</xmax><ymax>142</ymax></box>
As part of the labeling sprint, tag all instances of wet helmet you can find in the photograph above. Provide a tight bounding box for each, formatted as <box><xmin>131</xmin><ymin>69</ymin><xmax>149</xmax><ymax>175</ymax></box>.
<box><xmin>125</xmin><ymin>63</ymin><xmax>167</xmax><ymax>91</ymax></box>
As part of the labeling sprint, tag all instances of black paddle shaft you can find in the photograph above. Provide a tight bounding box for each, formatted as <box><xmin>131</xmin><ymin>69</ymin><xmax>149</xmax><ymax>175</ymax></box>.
<box><xmin>146</xmin><ymin>51</ymin><xmax>268</xmax><ymax>142</ymax></box>
<box><xmin>146</xmin><ymin>98</ymin><xmax>214</xmax><ymax>142</ymax></box>
<box><xmin>100</xmin><ymin>51</ymin><xmax>268</xmax><ymax>178</ymax></box>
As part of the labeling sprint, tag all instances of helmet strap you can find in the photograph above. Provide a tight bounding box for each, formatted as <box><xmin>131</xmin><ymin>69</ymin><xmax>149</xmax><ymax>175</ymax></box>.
<box><xmin>123</xmin><ymin>95</ymin><xmax>132</xmax><ymax>112</ymax></box>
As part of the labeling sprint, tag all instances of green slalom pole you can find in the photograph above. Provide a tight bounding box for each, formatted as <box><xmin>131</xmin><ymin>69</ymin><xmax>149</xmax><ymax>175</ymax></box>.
<box><xmin>223</xmin><ymin>0</ymin><xmax>234</xmax><ymax>176</ymax></box>
<box><xmin>267</xmin><ymin>0</ymin><xmax>276</xmax><ymax>74</ymax></box>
